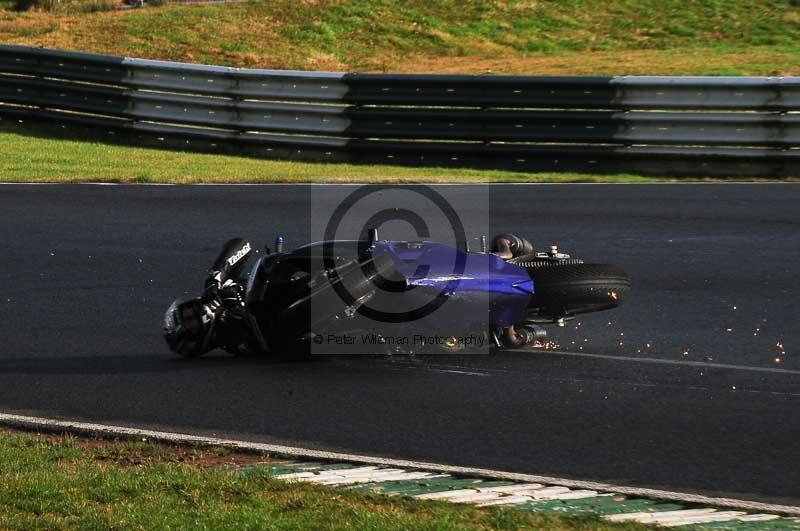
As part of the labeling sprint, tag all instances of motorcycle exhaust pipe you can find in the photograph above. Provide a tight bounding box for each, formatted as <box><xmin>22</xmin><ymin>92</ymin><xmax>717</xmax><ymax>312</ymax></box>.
<box><xmin>502</xmin><ymin>324</ymin><xmax>547</xmax><ymax>347</ymax></box>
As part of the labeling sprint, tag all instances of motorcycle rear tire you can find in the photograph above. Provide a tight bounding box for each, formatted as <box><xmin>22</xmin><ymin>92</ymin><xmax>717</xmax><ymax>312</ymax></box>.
<box><xmin>528</xmin><ymin>263</ymin><xmax>630</xmax><ymax>317</ymax></box>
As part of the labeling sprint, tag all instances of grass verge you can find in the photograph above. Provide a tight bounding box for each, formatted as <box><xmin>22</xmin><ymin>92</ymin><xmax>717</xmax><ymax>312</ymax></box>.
<box><xmin>0</xmin><ymin>0</ymin><xmax>798</xmax><ymax>76</ymax></box>
<box><xmin>0</xmin><ymin>428</ymin><xmax>650</xmax><ymax>529</ymax></box>
<box><xmin>2</xmin><ymin>128</ymin><xmax>783</xmax><ymax>184</ymax></box>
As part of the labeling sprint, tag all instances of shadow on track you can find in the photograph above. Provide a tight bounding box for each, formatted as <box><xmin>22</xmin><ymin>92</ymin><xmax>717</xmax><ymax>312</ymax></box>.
<box><xmin>0</xmin><ymin>354</ymin><xmax>299</xmax><ymax>376</ymax></box>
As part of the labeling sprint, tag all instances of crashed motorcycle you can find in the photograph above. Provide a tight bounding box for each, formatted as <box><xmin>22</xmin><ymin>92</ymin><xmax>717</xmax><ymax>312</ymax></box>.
<box><xmin>164</xmin><ymin>232</ymin><xmax>630</xmax><ymax>357</ymax></box>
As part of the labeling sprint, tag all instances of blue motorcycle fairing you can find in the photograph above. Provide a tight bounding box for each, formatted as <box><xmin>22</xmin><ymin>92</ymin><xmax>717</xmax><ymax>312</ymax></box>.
<box><xmin>371</xmin><ymin>241</ymin><xmax>534</xmax><ymax>327</ymax></box>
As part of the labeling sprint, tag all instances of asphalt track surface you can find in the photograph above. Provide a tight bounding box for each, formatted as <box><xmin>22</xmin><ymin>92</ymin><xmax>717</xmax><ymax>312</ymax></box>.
<box><xmin>1</xmin><ymin>183</ymin><xmax>799</xmax><ymax>505</ymax></box>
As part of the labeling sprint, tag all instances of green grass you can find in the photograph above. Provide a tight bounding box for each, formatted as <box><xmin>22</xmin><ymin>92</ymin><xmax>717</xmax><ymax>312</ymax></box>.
<box><xmin>0</xmin><ymin>0</ymin><xmax>798</xmax><ymax>75</ymax></box>
<box><xmin>0</xmin><ymin>429</ymin><xmax>650</xmax><ymax>529</ymax></box>
<box><xmin>0</xmin><ymin>128</ymin><xmax>663</xmax><ymax>183</ymax></box>
<box><xmin>2</xmin><ymin>128</ymin><xmax>792</xmax><ymax>183</ymax></box>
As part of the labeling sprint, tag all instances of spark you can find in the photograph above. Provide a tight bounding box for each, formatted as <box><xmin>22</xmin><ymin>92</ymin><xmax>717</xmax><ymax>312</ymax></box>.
<box><xmin>776</xmin><ymin>342</ymin><xmax>784</xmax><ymax>349</ymax></box>
<box><xmin>532</xmin><ymin>340</ymin><xmax>560</xmax><ymax>350</ymax></box>
<box><xmin>775</xmin><ymin>357</ymin><xmax>782</xmax><ymax>364</ymax></box>
<box><xmin>620</xmin><ymin>332</ymin><xmax>624</xmax><ymax>337</ymax></box>
<box><xmin>646</xmin><ymin>343</ymin><xmax>651</xmax><ymax>348</ymax></box>
<box><xmin>682</xmin><ymin>350</ymin><xmax>689</xmax><ymax>357</ymax></box>
<box><xmin>731</xmin><ymin>385</ymin><xmax>736</xmax><ymax>391</ymax></box>
<box><xmin>609</xmin><ymin>291</ymin><xmax>619</xmax><ymax>300</ymax></box>
<box><xmin>726</xmin><ymin>328</ymin><xmax>733</xmax><ymax>332</ymax></box>
<box><xmin>618</xmin><ymin>341</ymin><xmax>624</xmax><ymax>347</ymax></box>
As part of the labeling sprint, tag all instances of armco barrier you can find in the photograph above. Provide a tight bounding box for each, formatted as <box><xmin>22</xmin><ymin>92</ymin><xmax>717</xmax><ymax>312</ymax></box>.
<box><xmin>0</xmin><ymin>45</ymin><xmax>798</xmax><ymax>176</ymax></box>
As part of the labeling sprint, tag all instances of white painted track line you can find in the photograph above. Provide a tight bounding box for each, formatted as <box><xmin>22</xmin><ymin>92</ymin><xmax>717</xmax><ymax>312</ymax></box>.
<box><xmin>415</xmin><ymin>489</ymin><xmax>486</xmax><ymax>500</ymax></box>
<box><xmin>661</xmin><ymin>512</ymin><xmax>748</xmax><ymax>527</ymax></box>
<box><xmin>416</xmin><ymin>490</ymin><xmax>508</xmax><ymax>504</ymax></box>
<box><xmin>415</xmin><ymin>486</ymin><xmax>603</xmax><ymax>504</ymax></box>
<box><xmin>736</xmin><ymin>514</ymin><xmax>782</xmax><ymax>522</ymax></box>
<box><xmin>603</xmin><ymin>508</ymin><xmax>783</xmax><ymax>526</ymax></box>
<box><xmin>313</xmin><ymin>471</ymin><xmax>447</xmax><ymax>486</ymax></box>
<box><xmin>538</xmin><ymin>349</ymin><xmax>800</xmax><ymax>376</ymax></box>
<box><xmin>539</xmin><ymin>489</ymin><xmax>603</xmax><ymax>501</ymax></box>
<box><xmin>1</xmin><ymin>412</ymin><xmax>799</xmax><ymax>516</ymax></box>
<box><xmin>478</xmin><ymin>484</ymin><xmax>545</xmax><ymax>494</ymax></box>
<box><xmin>524</xmin><ymin>486</ymin><xmax>572</xmax><ymax>499</ymax></box>
<box><xmin>606</xmin><ymin>508</ymin><xmax>720</xmax><ymax>522</ymax></box>
<box><xmin>476</xmin><ymin>495</ymin><xmax>534</xmax><ymax>507</ymax></box>
<box><xmin>273</xmin><ymin>471</ymin><xmax>319</xmax><ymax>480</ymax></box>
<box><xmin>308</xmin><ymin>467</ymin><xmax>387</xmax><ymax>478</ymax></box>
<box><xmin>277</xmin><ymin>467</ymin><xmax>449</xmax><ymax>486</ymax></box>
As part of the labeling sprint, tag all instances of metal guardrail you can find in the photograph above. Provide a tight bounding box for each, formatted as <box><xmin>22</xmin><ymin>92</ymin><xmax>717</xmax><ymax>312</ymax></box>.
<box><xmin>0</xmin><ymin>44</ymin><xmax>798</xmax><ymax>175</ymax></box>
